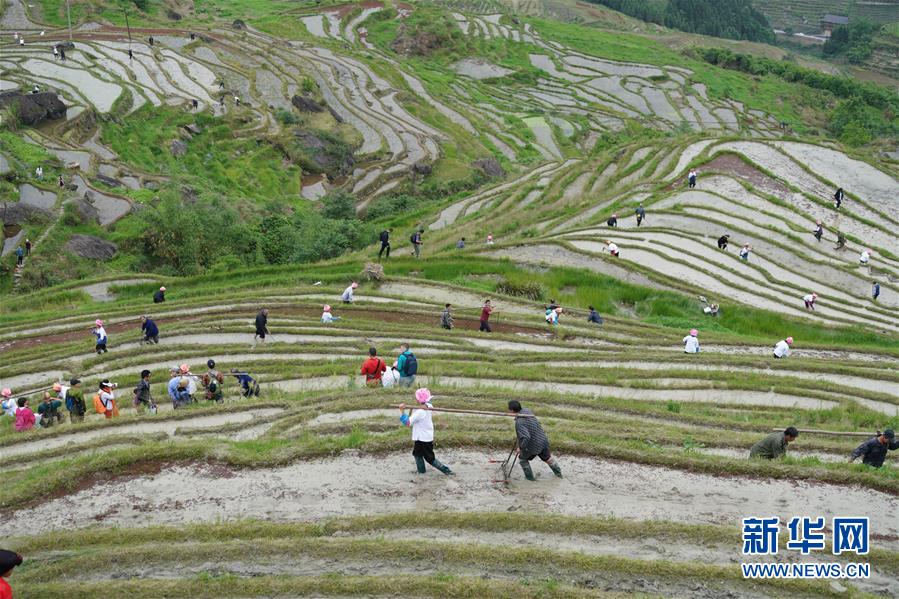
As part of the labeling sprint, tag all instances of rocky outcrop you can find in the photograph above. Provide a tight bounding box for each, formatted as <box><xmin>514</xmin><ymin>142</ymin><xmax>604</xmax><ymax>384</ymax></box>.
<box><xmin>232</xmin><ymin>19</ymin><xmax>247</xmax><ymax>30</ymax></box>
<box><xmin>390</xmin><ymin>23</ymin><xmax>446</xmax><ymax>56</ymax></box>
<box><xmin>412</xmin><ymin>161</ymin><xmax>432</xmax><ymax>175</ymax></box>
<box><xmin>167</xmin><ymin>9</ymin><xmax>182</xmax><ymax>20</ymax></box>
<box><xmin>0</xmin><ymin>91</ymin><xmax>67</xmax><ymax>126</ymax></box>
<box><xmin>64</xmin><ymin>234</ymin><xmax>117</xmax><ymax>260</ymax></box>
<box><xmin>293</xmin><ymin>130</ymin><xmax>354</xmax><ymax>178</ymax></box>
<box><xmin>171</xmin><ymin>140</ymin><xmax>188</xmax><ymax>157</ymax></box>
<box><xmin>0</xmin><ymin>202</ymin><xmax>52</xmax><ymax>225</ymax></box>
<box><xmin>472</xmin><ymin>157</ymin><xmax>505</xmax><ymax>178</ymax></box>
<box><xmin>291</xmin><ymin>95</ymin><xmax>324</xmax><ymax>113</ymax></box>
<box><xmin>70</xmin><ymin>194</ymin><xmax>101</xmax><ymax>224</ymax></box>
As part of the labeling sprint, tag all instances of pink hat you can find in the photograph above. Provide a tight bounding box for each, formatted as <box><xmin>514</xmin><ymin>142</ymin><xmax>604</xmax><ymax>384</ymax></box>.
<box><xmin>690</xmin><ymin>329</ymin><xmax>698</xmax><ymax>336</ymax></box>
<box><xmin>786</xmin><ymin>337</ymin><xmax>794</xmax><ymax>345</ymax></box>
<box><xmin>323</xmin><ymin>304</ymin><xmax>331</xmax><ymax>312</ymax></box>
<box><xmin>1</xmin><ymin>388</ymin><xmax>10</xmax><ymax>398</ymax></box>
<box><xmin>415</xmin><ymin>388</ymin><xmax>432</xmax><ymax>404</ymax></box>
<box><xmin>94</xmin><ymin>319</ymin><xmax>103</xmax><ymax>326</ymax></box>
<box><xmin>52</xmin><ymin>383</ymin><xmax>61</xmax><ymax>392</ymax></box>
<box><xmin>179</xmin><ymin>364</ymin><xmax>190</xmax><ymax>374</ymax></box>
<box><xmin>351</xmin><ymin>282</ymin><xmax>358</xmax><ymax>289</ymax></box>
<box><xmin>160</xmin><ymin>286</ymin><xmax>166</xmax><ymax>291</ymax></box>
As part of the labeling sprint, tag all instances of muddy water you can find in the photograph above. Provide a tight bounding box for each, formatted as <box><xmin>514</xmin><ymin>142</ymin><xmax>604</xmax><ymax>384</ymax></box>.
<box><xmin>6</xmin><ymin>450</ymin><xmax>896</xmax><ymax>540</ymax></box>
<box><xmin>2</xmin><ymin>408</ymin><xmax>283</xmax><ymax>458</ymax></box>
<box><xmin>17</xmin><ymin>184</ymin><xmax>56</xmax><ymax>210</ymax></box>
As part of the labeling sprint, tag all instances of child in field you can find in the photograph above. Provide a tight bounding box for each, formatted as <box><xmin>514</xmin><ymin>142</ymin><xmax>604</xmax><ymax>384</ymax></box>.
<box><xmin>91</xmin><ymin>319</ymin><xmax>108</xmax><ymax>354</ymax></box>
<box><xmin>14</xmin><ymin>398</ymin><xmax>35</xmax><ymax>432</ymax></box>
<box><xmin>398</xmin><ymin>388</ymin><xmax>454</xmax><ymax>475</ymax></box>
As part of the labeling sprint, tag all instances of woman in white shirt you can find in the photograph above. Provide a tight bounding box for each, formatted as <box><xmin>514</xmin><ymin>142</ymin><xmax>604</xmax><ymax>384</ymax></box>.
<box><xmin>321</xmin><ymin>305</ymin><xmax>340</xmax><ymax>324</ymax></box>
<box><xmin>398</xmin><ymin>388</ymin><xmax>454</xmax><ymax>475</ymax></box>
<box><xmin>683</xmin><ymin>329</ymin><xmax>700</xmax><ymax>353</ymax></box>
<box><xmin>341</xmin><ymin>282</ymin><xmax>358</xmax><ymax>303</ymax></box>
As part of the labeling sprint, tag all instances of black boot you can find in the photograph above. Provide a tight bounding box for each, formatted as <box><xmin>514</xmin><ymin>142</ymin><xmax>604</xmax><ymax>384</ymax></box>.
<box><xmin>431</xmin><ymin>459</ymin><xmax>454</xmax><ymax>475</ymax></box>
<box><xmin>414</xmin><ymin>455</ymin><xmax>426</xmax><ymax>474</ymax></box>
<box><xmin>520</xmin><ymin>460</ymin><xmax>535</xmax><ymax>481</ymax></box>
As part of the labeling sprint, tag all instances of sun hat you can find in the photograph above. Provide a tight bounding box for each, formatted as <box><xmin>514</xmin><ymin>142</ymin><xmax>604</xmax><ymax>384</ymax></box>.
<box><xmin>95</xmin><ymin>319</ymin><xmax>103</xmax><ymax>326</ymax></box>
<box><xmin>690</xmin><ymin>329</ymin><xmax>698</xmax><ymax>336</ymax></box>
<box><xmin>180</xmin><ymin>364</ymin><xmax>190</xmax><ymax>374</ymax></box>
<box><xmin>351</xmin><ymin>282</ymin><xmax>358</xmax><ymax>289</ymax></box>
<box><xmin>160</xmin><ymin>286</ymin><xmax>166</xmax><ymax>291</ymax></box>
<box><xmin>323</xmin><ymin>304</ymin><xmax>331</xmax><ymax>312</ymax></box>
<box><xmin>786</xmin><ymin>337</ymin><xmax>794</xmax><ymax>345</ymax></box>
<box><xmin>415</xmin><ymin>388</ymin><xmax>432</xmax><ymax>404</ymax></box>
<box><xmin>1</xmin><ymin>388</ymin><xmax>10</xmax><ymax>398</ymax></box>
<box><xmin>52</xmin><ymin>383</ymin><xmax>62</xmax><ymax>392</ymax></box>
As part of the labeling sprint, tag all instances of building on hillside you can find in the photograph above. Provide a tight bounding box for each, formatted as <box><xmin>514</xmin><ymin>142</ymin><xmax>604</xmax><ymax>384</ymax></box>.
<box><xmin>820</xmin><ymin>14</ymin><xmax>849</xmax><ymax>38</ymax></box>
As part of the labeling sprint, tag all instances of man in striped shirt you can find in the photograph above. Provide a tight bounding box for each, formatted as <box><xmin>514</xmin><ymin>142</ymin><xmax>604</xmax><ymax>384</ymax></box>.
<box><xmin>508</xmin><ymin>400</ymin><xmax>562</xmax><ymax>481</ymax></box>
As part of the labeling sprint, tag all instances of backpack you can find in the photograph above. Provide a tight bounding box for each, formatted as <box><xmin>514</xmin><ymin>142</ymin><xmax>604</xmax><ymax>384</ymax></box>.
<box><xmin>380</xmin><ymin>230</ymin><xmax>389</xmax><ymax>243</ymax></box>
<box><xmin>402</xmin><ymin>353</ymin><xmax>418</xmax><ymax>376</ymax></box>
<box><xmin>93</xmin><ymin>393</ymin><xmax>105</xmax><ymax>414</ymax></box>
<box><xmin>410</xmin><ymin>233</ymin><xmax>417</xmax><ymax>244</ymax></box>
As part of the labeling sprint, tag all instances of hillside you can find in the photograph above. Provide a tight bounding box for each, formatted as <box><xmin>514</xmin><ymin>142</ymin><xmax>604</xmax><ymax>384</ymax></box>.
<box><xmin>752</xmin><ymin>0</ymin><xmax>899</xmax><ymax>34</ymax></box>
<box><xmin>1</xmin><ymin>0</ymin><xmax>898</xmax><ymax>597</ymax></box>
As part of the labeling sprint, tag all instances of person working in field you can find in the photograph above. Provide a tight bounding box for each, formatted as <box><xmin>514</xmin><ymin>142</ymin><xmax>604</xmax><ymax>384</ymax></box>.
<box><xmin>508</xmin><ymin>400</ymin><xmax>562</xmax><ymax>481</ymax></box>
<box><xmin>140</xmin><ymin>315</ymin><xmax>159</xmax><ymax>344</ymax></box>
<box><xmin>360</xmin><ymin>347</ymin><xmax>387</xmax><ymax>387</ymax></box>
<box><xmin>750</xmin><ymin>427</ymin><xmax>799</xmax><ymax>459</ymax></box>
<box><xmin>398</xmin><ymin>388</ymin><xmax>454</xmax><ymax>475</ymax></box>
<box><xmin>254</xmin><ymin>308</ymin><xmax>269</xmax><ymax>345</ymax></box>
<box><xmin>773</xmin><ymin>337</ymin><xmax>793</xmax><ymax>359</ymax></box>
<box><xmin>479</xmin><ymin>299</ymin><xmax>494</xmax><ymax>333</ymax></box>
<box><xmin>849</xmin><ymin>429</ymin><xmax>898</xmax><ymax>468</ymax></box>
<box><xmin>37</xmin><ymin>392</ymin><xmax>63</xmax><ymax>427</ymax></box>
<box><xmin>231</xmin><ymin>369</ymin><xmax>261</xmax><ymax>398</ymax></box>
<box><xmin>440</xmin><ymin>303</ymin><xmax>454</xmax><ymax>330</ymax></box>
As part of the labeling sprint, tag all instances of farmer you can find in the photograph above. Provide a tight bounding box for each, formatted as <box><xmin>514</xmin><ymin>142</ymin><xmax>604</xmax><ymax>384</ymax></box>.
<box><xmin>203</xmin><ymin>360</ymin><xmax>224</xmax><ymax>403</ymax></box>
<box><xmin>479</xmin><ymin>299</ymin><xmax>494</xmax><ymax>333</ymax></box>
<box><xmin>254</xmin><ymin>308</ymin><xmax>269</xmax><ymax>345</ymax></box>
<box><xmin>92</xmin><ymin>319</ymin><xmax>109</xmax><ymax>354</ymax></box>
<box><xmin>128</xmin><ymin>48</ymin><xmax>133</xmax><ymax>60</ymax></box>
<box><xmin>739</xmin><ymin>244</ymin><xmax>752</xmax><ymax>261</ymax></box>
<box><xmin>456</xmin><ymin>238</ymin><xmax>465</xmax><ymax>249</ymax></box>
<box><xmin>341</xmin><ymin>282</ymin><xmax>358</xmax><ymax>304</ymax></box>
<box><xmin>872</xmin><ymin>281</ymin><xmax>880</xmax><ymax>302</ymax></box>
<box><xmin>813</xmin><ymin>220</ymin><xmax>823</xmax><ymax>242</ymax></box>
<box><xmin>606</xmin><ymin>240</ymin><xmax>619</xmax><ymax>257</ymax></box>
<box><xmin>230</xmin><ymin>369</ymin><xmax>260</xmax><ymax>398</ymax></box>
<box><xmin>859</xmin><ymin>248</ymin><xmax>871</xmax><ymax>265</ymax></box>
<box><xmin>803</xmin><ymin>292</ymin><xmax>817</xmax><ymax>311</ymax></box>
<box><xmin>395</xmin><ymin>343</ymin><xmax>417</xmax><ymax>388</ymax></box>
<box><xmin>683</xmin><ymin>329</ymin><xmax>700</xmax><ymax>353</ymax></box>
<box><xmin>0</xmin><ymin>549</ymin><xmax>23</xmax><ymax>598</ymax></box>
<box><xmin>153</xmin><ymin>286</ymin><xmax>166</xmax><ymax>303</ymax></box>
<box><xmin>750</xmin><ymin>427</ymin><xmax>799</xmax><ymax>460</ymax></box>
<box><xmin>24</xmin><ymin>238</ymin><xmax>31</xmax><ymax>255</ymax></box>
<box><xmin>508</xmin><ymin>400</ymin><xmax>562</xmax><ymax>481</ymax></box>
<box><xmin>486</xmin><ymin>234</ymin><xmax>495</xmax><ymax>245</ymax></box>
<box><xmin>688</xmin><ymin>169</ymin><xmax>697</xmax><ymax>188</ymax></box>
<box><xmin>849</xmin><ymin>430</ymin><xmax>898</xmax><ymax>468</ymax></box>
<box><xmin>173</xmin><ymin>378</ymin><xmax>192</xmax><ymax>408</ymax></box>
<box><xmin>321</xmin><ymin>304</ymin><xmax>339</xmax><ymax>324</ymax></box>
<box><xmin>378</xmin><ymin>228</ymin><xmax>391</xmax><ymax>259</ymax></box>
<box><xmin>37</xmin><ymin>392</ymin><xmax>63</xmax><ymax>427</ymax></box>
<box><xmin>96</xmin><ymin>380</ymin><xmax>118</xmax><ymax>419</ymax></box>
<box><xmin>834</xmin><ymin>187</ymin><xmax>844</xmax><ymax>209</ymax></box>
<box><xmin>59</xmin><ymin>46</ymin><xmax>67</xmax><ymax>61</ymax></box>
<box><xmin>834</xmin><ymin>232</ymin><xmax>846</xmax><ymax>250</ymax></box>
<box><xmin>587</xmin><ymin>306</ymin><xmax>603</xmax><ymax>325</ymax></box>
<box><xmin>606</xmin><ymin>213</ymin><xmax>617</xmax><ymax>227</ymax></box>
<box><xmin>133</xmin><ymin>370</ymin><xmax>155</xmax><ymax>414</ymax></box>
<box><xmin>398</xmin><ymin>388</ymin><xmax>454</xmax><ymax>475</ymax></box>
<box><xmin>411</xmin><ymin>229</ymin><xmax>423</xmax><ymax>259</ymax></box>
<box><xmin>179</xmin><ymin>364</ymin><xmax>198</xmax><ymax>397</ymax></box>
<box><xmin>773</xmin><ymin>337</ymin><xmax>793</xmax><ymax>359</ymax></box>
<box><xmin>14</xmin><ymin>246</ymin><xmax>23</xmax><ymax>267</ymax></box>
<box><xmin>167</xmin><ymin>366</ymin><xmax>183</xmax><ymax>407</ymax></box>
<box><xmin>140</xmin><ymin>315</ymin><xmax>159</xmax><ymax>344</ymax></box>
<box><xmin>1</xmin><ymin>389</ymin><xmax>15</xmax><ymax>418</ymax></box>
<box><xmin>360</xmin><ymin>347</ymin><xmax>387</xmax><ymax>387</ymax></box>
<box><xmin>53</xmin><ymin>44</ymin><xmax>59</xmax><ymax>59</ymax></box>
<box><xmin>717</xmin><ymin>234</ymin><xmax>729</xmax><ymax>250</ymax></box>
<box><xmin>704</xmin><ymin>303</ymin><xmax>719</xmax><ymax>317</ymax></box>
<box><xmin>440</xmin><ymin>303</ymin><xmax>454</xmax><ymax>329</ymax></box>
<box><xmin>635</xmin><ymin>204</ymin><xmax>646</xmax><ymax>227</ymax></box>
<box><xmin>66</xmin><ymin>378</ymin><xmax>85</xmax><ymax>423</ymax></box>
<box><xmin>545</xmin><ymin>307</ymin><xmax>561</xmax><ymax>326</ymax></box>
<box><xmin>14</xmin><ymin>398</ymin><xmax>35</xmax><ymax>432</ymax></box>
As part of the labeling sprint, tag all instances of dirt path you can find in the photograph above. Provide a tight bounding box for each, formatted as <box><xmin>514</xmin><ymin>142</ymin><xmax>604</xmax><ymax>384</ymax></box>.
<box><xmin>2</xmin><ymin>408</ymin><xmax>284</xmax><ymax>458</ymax></box>
<box><xmin>4</xmin><ymin>450</ymin><xmax>895</xmax><ymax>539</ymax></box>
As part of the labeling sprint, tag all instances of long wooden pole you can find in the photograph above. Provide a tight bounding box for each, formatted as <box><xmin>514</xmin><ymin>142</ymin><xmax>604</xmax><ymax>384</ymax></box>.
<box><xmin>771</xmin><ymin>428</ymin><xmax>877</xmax><ymax>438</ymax></box>
<box><xmin>390</xmin><ymin>404</ymin><xmax>534</xmax><ymax>418</ymax></box>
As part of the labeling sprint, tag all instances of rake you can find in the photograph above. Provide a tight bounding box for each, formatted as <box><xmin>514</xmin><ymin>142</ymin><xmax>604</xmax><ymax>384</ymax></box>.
<box><xmin>489</xmin><ymin>441</ymin><xmax>518</xmax><ymax>484</ymax></box>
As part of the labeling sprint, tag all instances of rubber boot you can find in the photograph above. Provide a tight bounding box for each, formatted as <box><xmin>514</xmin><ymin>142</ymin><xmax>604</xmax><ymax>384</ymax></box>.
<box><xmin>520</xmin><ymin>459</ymin><xmax>536</xmax><ymax>481</ymax></box>
<box><xmin>547</xmin><ymin>456</ymin><xmax>563</xmax><ymax>479</ymax></box>
<box><xmin>431</xmin><ymin>459</ymin><xmax>454</xmax><ymax>475</ymax></box>
<box><xmin>414</xmin><ymin>455</ymin><xmax>426</xmax><ymax>474</ymax></box>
